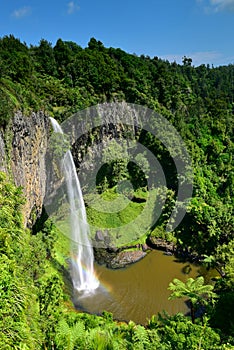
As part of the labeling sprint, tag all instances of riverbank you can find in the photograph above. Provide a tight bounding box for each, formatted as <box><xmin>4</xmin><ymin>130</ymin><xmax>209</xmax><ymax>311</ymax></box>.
<box><xmin>93</xmin><ymin>234</ymin><xmax>201</xmax><ymax>269</ymax></box>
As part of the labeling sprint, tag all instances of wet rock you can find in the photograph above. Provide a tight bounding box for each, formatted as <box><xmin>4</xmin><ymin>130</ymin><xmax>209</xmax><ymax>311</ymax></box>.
<box><xmin>95</xmin><ymin>230</ymin><xmax>105</xmax><ymax>241</ymax></box>
<box><xmin>107</xmin><ymin>250</ymin><xmax>147</xmax><ymax>269</ymax></box>
<box><xmin>141</xmin><ymin>243</ymin><xmax>149</xmax><ymax>252</ymax></box>
<box><xmin>147</xmin><ymin>236</ymin><xmax>176</xmax><ymax>253</ymax></box>
<box><xmin>94</xmin><ymin>247</ymin><xmax>147</xmax><ymax>269</ymax></box>
<box><xmin>93</xmin><ymin>248</ymin><xmax>116</xmax><ymax>266</ymax></box>
<box><xmin>107</xmin><ymin>246</ymin><xmax>119</xmax><ymax>253</ymax></box>
<box><xmin>163</xmin><ymin>251</ymin><xmax>173</xmax><ymax>256</ymax></box>
<box><xmin>93</xmin><ymin>230</ymin><xmax>114</xmax><ymax>249</ymax></box>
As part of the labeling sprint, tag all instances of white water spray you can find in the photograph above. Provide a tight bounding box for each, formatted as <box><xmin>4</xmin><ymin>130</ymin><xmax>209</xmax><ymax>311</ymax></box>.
<box><xmin>50</xmin><ymin>117</ymin><xmax>99</xmax><ymax>293</ymax></box>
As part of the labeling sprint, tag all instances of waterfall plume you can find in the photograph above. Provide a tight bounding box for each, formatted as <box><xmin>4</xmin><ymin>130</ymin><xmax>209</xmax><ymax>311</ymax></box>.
<box><xmin>49</xmin><ymin>117</ymin><xmax>99</xmax><ymax>293</ymax></box>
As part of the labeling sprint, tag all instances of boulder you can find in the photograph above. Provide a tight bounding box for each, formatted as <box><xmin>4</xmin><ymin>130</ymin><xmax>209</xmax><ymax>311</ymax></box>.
<box><xmin>107</xmin><ymin>250</ymin><xmax>147</xmax><ymax>269</ymax></box>
<box><xmin>147</xmin><ymin>236</ymin><xmax>175</xmax><ymax>252</ymax></box>
<box><xmin>141</xmin><ymin>243</ymin><xmax>149</xmax><ymax>252</ymax></box>
<box><xmin>95</xmin><ymin>230</ymin><xmax>105</xmax><ymax>241</ymax></box>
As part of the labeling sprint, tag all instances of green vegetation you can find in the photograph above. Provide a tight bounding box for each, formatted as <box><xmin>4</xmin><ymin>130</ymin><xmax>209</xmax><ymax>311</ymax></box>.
<box><xmin>85</xmin><ymin>186</ymin><xmax>156</xmax><ymax>246</ymax></box>
<box><xmin>0</xmin><ymin>34</ymin><xmax>232</xmax><ymax>253</ymax></box>
<box><xmin>168</xmin><ymin>276</ymin><xmax>217</xmax><ymax>323</ymax></box>
<box><xmin>1</xmin><ymin>172</ymin><xmax>233</xmax><ymax>349</ymax></box>
<box><xmin>0</xmin><ymin>34</ymin><xmax>234</xmax><ymax>348</ymax></box>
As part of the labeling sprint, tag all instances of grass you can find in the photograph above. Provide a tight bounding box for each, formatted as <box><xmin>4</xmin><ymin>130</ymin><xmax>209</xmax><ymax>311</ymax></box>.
<box><xmin>85</xmin><ymin>187</ymin><xmax>158</xmax><ymax>248</ymax></box>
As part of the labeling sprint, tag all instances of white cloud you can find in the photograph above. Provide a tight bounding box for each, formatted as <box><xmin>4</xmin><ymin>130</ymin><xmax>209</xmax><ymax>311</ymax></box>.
<box><xmin>198</xmin><ymin>0</ymin><xmax>234</xmax><ymax>12</ymax></box>
<box><xmin>67</xmin><ymin>1</ymin><xmax>80</xmax><ymax>14</ymax></box>
<box><xmin>12</xmin><ymin>6</ymin><xmax>31</xmax><ymax>18</ymax></box>
<box><xmin>161</xmin><ymin>51</ymin><xmax>232</xmax><ymax>66</ymax></box>
<box><xmin>211</xmin><ymin>0</ymin><xmax>234</xmax><ymax>12</ymax></box>
<box><xmin>189</xmin><ymin>51</ymin><xmax>222</xmax><ymax>65</ymax></box>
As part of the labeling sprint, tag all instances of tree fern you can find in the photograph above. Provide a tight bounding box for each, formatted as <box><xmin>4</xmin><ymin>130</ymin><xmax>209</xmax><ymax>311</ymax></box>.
<box><xmin>168</xmin><ymin>276</ymin><xmax>217</xmax><ymax>323</ymax></box>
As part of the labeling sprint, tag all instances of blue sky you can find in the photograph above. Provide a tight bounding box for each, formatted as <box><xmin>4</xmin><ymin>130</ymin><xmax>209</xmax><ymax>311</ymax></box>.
<box><xmin>0</xmin><ymin>0</ymin><xmax>234</xmax><ymax>66</ymax></box>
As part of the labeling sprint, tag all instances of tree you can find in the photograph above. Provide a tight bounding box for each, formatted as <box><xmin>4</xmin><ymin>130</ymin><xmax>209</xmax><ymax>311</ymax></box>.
<box><xmin>168</xmin><ymin>276</ymin><xmax>217</xmax><ymax>323</ymax></box>
<box><xmin>149</xmin><ymin>313</ymin><xmax>222</xmax><ymax>350</ymax></box>
<box><xmin>32</xmin><ymin>39</ymin><xmax>57</xmax><ymax>76</ymax></box>
<box><xmin>182</xmin><ymin>56</ymin><xmax>193</xmax><ymax>66</ymax></box>
<box><xmin>88</xmin><ymin>37</ymin><xmax>105</xmax><ymax>51</ymax></box>
<box><xmin>0</xmin><ymin>35</ymin><xmax>33</xmax><ymax>82</ymax></box>
<box><xmin>54</xmin><ymin>38</ymin><xmax>73</xmax><ymax>79</ymax></box>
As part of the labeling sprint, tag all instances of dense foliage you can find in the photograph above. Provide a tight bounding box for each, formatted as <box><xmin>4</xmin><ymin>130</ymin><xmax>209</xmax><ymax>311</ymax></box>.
<box><xmin>0</xmin><ymin>35</ymin><xmax>234</xmax><ymax>348</ymax></box>
<box><xmin>1</xmin><ymin>172</ymin><xmax>233</xmax><ymax>349</ymax></box>
<box><xmin>0</xmin><ymin>35</ymin><xmax>233</xmax><ymax>251</ymax></box>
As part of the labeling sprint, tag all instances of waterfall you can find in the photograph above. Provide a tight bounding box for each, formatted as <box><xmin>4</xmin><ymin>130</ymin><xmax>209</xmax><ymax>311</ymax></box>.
<box><xmin>50</xmin><ymin>117</ymin><xmax>99</xmax><ymax>293</ymax></box>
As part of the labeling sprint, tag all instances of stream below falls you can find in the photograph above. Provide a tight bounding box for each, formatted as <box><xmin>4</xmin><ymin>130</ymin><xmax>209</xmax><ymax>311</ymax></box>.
<box><xmin>73</xmin><ymin>250</ymin><xmax>218</xmax><ymax>325</ymax></box>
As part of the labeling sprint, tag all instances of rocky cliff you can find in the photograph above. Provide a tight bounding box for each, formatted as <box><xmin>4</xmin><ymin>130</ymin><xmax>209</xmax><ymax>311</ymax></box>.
<box><xmin>0</xmin><ymin>111</ymin><xmax>50</xmax><ymax>227</ymax></box>
<box><xmin>0</xmin><ymin>103</ymin><xmax>142</xmax><ymax>229</ymax></box>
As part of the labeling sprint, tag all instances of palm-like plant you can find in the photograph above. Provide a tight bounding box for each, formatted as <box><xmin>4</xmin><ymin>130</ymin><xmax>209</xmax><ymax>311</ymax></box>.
<box><xmin>168</xmin><ymin>276</ymin><xmax>217</xmax><ymax>323</ymax></box>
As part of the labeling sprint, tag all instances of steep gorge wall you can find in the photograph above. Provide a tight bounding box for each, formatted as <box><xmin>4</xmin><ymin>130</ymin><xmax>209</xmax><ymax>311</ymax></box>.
<box><xmin>0</xmin><ymin>103</ymin><xmax>141</xmax><ymax>228</ymax></box>
<box><xmin>0</xmin><ymin>111</ymin><xmax>50</xmax><ymax>227</ymax></box>
<box><xmin>62</xmin><ymin>102</ymin><xmax>140</xmax><ymax>189</ymax></box>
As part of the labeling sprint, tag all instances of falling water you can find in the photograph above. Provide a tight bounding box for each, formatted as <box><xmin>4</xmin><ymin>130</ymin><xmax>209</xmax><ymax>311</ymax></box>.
<box><xmin>50</xmin><ymin>117</ymin><xmax>99</xmax><ymax>293</ymax></box>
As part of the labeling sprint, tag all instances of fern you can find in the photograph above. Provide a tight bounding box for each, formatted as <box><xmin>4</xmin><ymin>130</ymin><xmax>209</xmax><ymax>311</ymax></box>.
<box><xmin>70</xmin><ymin>321</ymin><xmax>86</xmax><ymax>348</ymax></box>
<box><xmin>132</xmin><ymin>325</ymin><xmax>150</xmax><ymax>349</ymax></box>
<box><xmin>87</xmin><ymin>328</ymin><xmax>114</xmax><ymax>350</ymax></box>
<box><xmin>55</xmin><ymin>320</ymin><xmax>70</xmax><ymax>349</ymax></box>
<box><xmin>55</xmin><ymin>319</ymin><xmax>86</xmax><ymax>350</ymax></box>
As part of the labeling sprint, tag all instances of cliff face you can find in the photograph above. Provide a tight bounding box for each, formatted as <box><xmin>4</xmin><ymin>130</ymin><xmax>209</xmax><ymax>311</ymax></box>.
<box><xmin>0</xmin><ymin>103</ymin><xmax>140</xmax><ymax>228</ymax></box>
<box><xmin>0</xmin><ymin>130</ymin><xmax>7</xmax><ymax>173</ymax></box>
<box><xmin>61</xmin><ymin>102</ymin><xmax>140</xmax><ymax>192</ymax></box>
<box><xmin>0</xmin><ymin>111</ymin><xmax>50</xmax><ymax>227</ymax></box>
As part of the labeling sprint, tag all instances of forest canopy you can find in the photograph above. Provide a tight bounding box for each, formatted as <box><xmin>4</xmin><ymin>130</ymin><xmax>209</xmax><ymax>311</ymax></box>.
<box><xmin>0</xmin><ymin>35</ymin><xmax>233</xmax><ymax>349</ymax></box>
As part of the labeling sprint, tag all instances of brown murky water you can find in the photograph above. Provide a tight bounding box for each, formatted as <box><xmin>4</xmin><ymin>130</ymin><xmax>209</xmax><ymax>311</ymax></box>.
<box><xmin>74</xmin><ymin>250</ymin><xmax>217</xmax><ymax>325</ymax></box>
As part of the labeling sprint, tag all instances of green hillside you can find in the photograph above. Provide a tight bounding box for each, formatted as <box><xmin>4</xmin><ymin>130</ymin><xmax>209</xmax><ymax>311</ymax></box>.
<box><xmin>0</xmin><ymin>35</ymin><xmax>233</xmax><ymax>349</ymax></box>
